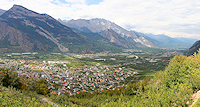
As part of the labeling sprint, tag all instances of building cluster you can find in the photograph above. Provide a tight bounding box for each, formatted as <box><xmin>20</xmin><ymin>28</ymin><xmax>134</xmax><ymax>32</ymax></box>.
<box><xmin>161</xmin><ymin>51</ymin><xmax>183</xmax><ymax>57</ymax></box>
<box><xmin>0</xmin><ymin>58</ymin><xmax>138</xmax><ymax>96</ymax></box>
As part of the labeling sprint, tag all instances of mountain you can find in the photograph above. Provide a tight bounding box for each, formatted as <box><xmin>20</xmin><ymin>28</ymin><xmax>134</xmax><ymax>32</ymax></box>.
<box><xmin>145</xmin><ymin>34</ymin><xmax>192</xmax><ymax>48</ymax></box>
<box><xmin>98</xmin><ymin>29</ymin><xmax>135</xmax><ymax>48</ymax></box>
<box><xmin>70</xmin><ymin>29</ymin><xmax>123</xmax><ymax>53</ymax></box>
<box><xmin>0</xmin><ymin>4</ymin><xmax>86</xmax><ymax>52</ymax></box>
<box><xmin>59</xmin><ymin>18</ymin><xmax>135</xmax><ymax>49</ymax></box>
<box><xmin>58</xmin><ymin>18</ymin><xmax>158</xmax><ymax>48</ymax></box>
<box><xmin>175</xmin><ymin>37</ymin><xmax>198</xmax><ymax>46</ymax></box>
<box><xmin>188</xmin><ymin>40</ymin><xmax>200</xmax><ymax>55</ymax></box>
<box><xmin>0</xmin><ymin>9</ymin><xmax>6</xmax><ymax>16</ymax></box>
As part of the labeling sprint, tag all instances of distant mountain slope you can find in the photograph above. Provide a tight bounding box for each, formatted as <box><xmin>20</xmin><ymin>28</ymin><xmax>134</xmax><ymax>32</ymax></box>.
<box><xmin>0</xmin><ymin>21</ymin><xmax>40</xmax><ymax>52</ymax></box>
<box><xmin>71</xmin><ymin>29</ymin><xmax>123</xmax><ymax>53</ymax></box>
<box><xmin>0</xmin><ymin>9</ymin><xmax>6</xmax><ymax>16</ymax></box>
<box><xmin>145</xmin><ymin>34</ymin><xmax>191</xmax><ymax>48</ymax></box>
<box><xmin>0</xmin><ymin>5</ymin><xmax>85</xmax><ymax>52</ymax></box>
<box><xmin>58</xmin><ymin>18</ymin><xmax>158</xmax><ymax>48</ymax></box>
<box><xmin>98</xmin><ymin>29</ymin><xmax>135</xmax><ymax>48</ymax></box>
<box><xmin>188</xmin><ymin>40</ymin><xmax>200</xmax><ymax>55</ymax></box>
<box><xmin>175</xmin><ymin>37</ymin><xmax>198</xmax><ymax>46</ymax></box>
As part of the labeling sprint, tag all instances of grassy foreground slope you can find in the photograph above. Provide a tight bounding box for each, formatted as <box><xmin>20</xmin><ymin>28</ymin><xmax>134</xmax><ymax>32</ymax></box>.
<box><xmin>0</xmin><ymin>85</ymin><xmax>52</xmax><ymax>107</ymax></box>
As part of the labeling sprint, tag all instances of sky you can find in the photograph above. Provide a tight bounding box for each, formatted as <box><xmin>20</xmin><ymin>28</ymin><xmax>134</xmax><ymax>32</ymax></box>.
<box><xmin>0</xmin><ymin>0</ymin><xmax>200</xmax><ymax>39</ymax></box>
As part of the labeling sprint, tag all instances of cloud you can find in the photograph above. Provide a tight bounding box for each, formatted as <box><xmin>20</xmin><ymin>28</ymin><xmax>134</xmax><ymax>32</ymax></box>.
<box><xmin>65</xmin><ymin>0</ymin><xmax>85</xmax><ymax>4</ymax></box>
<box><xmin>0</xmin><ymin>0</ymin><xmax>200</xmax><ymax>39</ymax></box>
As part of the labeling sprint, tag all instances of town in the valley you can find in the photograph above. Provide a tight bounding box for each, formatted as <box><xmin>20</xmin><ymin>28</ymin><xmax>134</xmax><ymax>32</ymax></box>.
<box><xmin>0</xmin><ymin>49</ymin><xmax>183</xmax><ymax>96</ymax></box>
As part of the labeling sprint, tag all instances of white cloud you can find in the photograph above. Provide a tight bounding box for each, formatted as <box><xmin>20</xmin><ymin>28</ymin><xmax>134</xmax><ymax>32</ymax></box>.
<box><xmin>65</xmin><ymin>0</ymin><xmax>85</xmax><ymax>4</ymax></box>
<box><xmin>0</xmin><ymin>0</ymin><xmax>200</xmax><ymax>39</ymax></box>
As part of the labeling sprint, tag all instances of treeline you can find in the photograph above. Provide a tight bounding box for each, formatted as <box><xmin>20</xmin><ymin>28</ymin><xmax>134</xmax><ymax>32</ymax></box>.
<box><xmin>49</xmin><ymin>50</ymin><xmax>200</xmax><ymax>106</ymax></box>
<box><xmin>0</xmin><ymin>68</ymin><xmax>50</xmax><ymax>95</ymax></box>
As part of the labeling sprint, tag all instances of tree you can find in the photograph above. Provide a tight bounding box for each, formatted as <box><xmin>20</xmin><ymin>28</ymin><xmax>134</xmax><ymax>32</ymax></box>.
<box><xmin>163</xmin><ymin>55</ymin><xmax>188</xmax><ymax>88</ymax></box>
<box><xmin>0</xmin><ymin>68</ymin><xmax>21</xmax><ymax>89</ymax></box>
<box><xmin>22</xmin><ymin>77</ymin><xmax>37</xmax><ymax>91</ymax></box>
<box><xmin>36</xmin><ymin>78</ymin><xmax>50</xmax><ymax>95</ymax></box>
<box><xmin>184</xmin><ymin>49</ymin><xmax>200</xmax><ymax>89</ymax></box>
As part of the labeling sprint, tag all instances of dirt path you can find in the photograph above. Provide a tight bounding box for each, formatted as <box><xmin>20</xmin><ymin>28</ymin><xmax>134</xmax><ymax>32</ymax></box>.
<box><xmin>189</xmin><ymin>90</ymin><xmax>200</xmax><ymax>107</ymax></box>
<box><xmin>38</xmin><ymin>95</ymin><xmax>59</xmax><ymax>107</ymax></box>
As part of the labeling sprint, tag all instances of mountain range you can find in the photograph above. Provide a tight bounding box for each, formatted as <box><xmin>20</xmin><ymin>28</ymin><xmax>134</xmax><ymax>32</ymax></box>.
<box><xmin>0</xmin><ymin>5</ymin><xmax>124</xmax><ymax>53</ymax></box>
<box><xmin>59</xmin><ymin>18</ymin><xmax>199</xmax><ymax>50</ymax></box>
<box><xmin>145</xmin><ymin>34</ymin><xmax>198</xmax><ymax>48</ymax></box>
<box><xmin>0</xmin><ymin>5</ymin><xmax>198</xmax><ymax>53</ymax></box>
<box><xmin>175</xmin><ymin>37</ymin><xmax>198</xmax><ymax>45</ymax></box>
<box><xmin>58</xmin><ymin>18</ymin><xmax>158</xmax><ymax>48</ymax></box>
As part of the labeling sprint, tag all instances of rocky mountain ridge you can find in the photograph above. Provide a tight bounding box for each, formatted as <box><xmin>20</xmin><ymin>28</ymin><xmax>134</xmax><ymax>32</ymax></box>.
<box><xmin>58</xmin><ymin>18</ymin><xmax>158</xmax><ymax>48</ymax></box>
<box><xmin>58</xmin><ymin>18</ymin><xmax>137</xmax><ymax>49</ymax></box>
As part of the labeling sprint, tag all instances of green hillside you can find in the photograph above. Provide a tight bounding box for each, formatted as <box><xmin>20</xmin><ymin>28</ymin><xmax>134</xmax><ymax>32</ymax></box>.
<box><xmin>0</xmin><ymin>85</ymin><xmax>52</xmax><ymax>107</ymax></box>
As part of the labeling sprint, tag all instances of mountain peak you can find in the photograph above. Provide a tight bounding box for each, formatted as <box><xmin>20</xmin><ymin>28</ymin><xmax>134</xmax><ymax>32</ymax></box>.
<box><xmin>7</xmin><ymin>4</ymin><xmax>39</xmax><ymax>18</ymax></box>
<box><xmin>12</xmin><ymin>4</ymin><xmax>26</xmax><ymax>8</ymax></box>
<box><xmin>1</xmin><ymin>4</ymin><xmax>53</xmax><ymax>20</ymax></box>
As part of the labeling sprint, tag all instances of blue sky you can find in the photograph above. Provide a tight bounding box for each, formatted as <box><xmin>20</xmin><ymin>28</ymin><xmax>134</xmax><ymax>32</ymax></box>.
<box><xmin>51</xmin><ymin>0</ymin><xmax>103</xmax><ymax>5</ymax></box>
<box><xmin>0</xmin><ymin>0</ymin><xmax>200</xmax><ymax>39</ymax></box>
<box><xmin>86</xmin><ymin>0</ymin><xmax>103</xmax><ymax>5</ymax></box>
